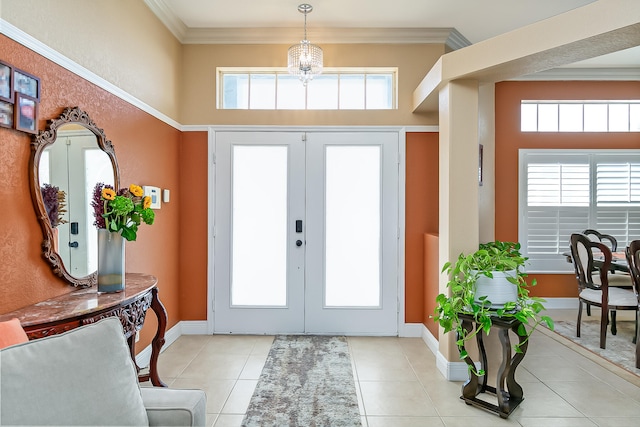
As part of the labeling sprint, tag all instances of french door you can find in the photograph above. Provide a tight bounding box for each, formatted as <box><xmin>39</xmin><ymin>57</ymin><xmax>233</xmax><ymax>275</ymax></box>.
<box><xmin>213</xmin><ymin>131</ymin><xmax>398</xmax><ymax>335</ymax></box>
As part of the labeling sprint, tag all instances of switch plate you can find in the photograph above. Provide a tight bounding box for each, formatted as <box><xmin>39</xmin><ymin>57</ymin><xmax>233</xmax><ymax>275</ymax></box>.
<box><xmin>143</xmin><ymin>186</ymin><xmax>161</xmax><ymax>209</ymax></box>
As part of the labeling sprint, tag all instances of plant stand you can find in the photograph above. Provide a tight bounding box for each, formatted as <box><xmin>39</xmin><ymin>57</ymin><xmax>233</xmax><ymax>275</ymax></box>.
<box><xmin>458</xmin><ymin>313</ymin><xmax>528</xmax><ymax>419</ymax></box>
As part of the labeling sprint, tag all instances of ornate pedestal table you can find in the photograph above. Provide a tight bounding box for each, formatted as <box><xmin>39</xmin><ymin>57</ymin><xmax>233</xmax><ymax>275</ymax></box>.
<box><xmin>0</xmin><ymin>273</ymin><xmax>167</xmax><ymax>387</ymax></box>
<box><xmin>458</xmin><ymin>313</ymin><xmax>528</xmax><ymax>418</ymax></box>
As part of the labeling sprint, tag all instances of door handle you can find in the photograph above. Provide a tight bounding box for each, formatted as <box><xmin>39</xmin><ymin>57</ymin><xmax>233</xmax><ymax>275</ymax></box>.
<box><xmin>296</xmin><ymin>240</ymin><xmax>303</xmax><ymax>247</ymax></box>
<box><xmin>69</xmin><ymin>241</ymin><xmax>79</xmax><ymax>248</ymax></box>
<box><xmin>296</xmin><ymin>220</ymin><xmax>303</xmax><ymax>233</ymax></box>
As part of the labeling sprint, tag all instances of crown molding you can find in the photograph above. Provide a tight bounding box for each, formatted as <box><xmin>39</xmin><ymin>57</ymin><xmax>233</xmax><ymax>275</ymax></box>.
<box><xmin>182</xmin><ymin>27</ymin><xmax>471</xmax><ymax>46</ymax></box>
<box><xmin>143</xmin><ymin>1</ymin><xmax>470</xmax><ymax>47</ymax></box>
<box><xmin>515</xmin><ymin>67</ymin><xmax>640</xmax><ymax>81</ymax></box>
<box><xmin>144</xmin><ymin>0</ymin><xmax>188</xmax><ymax>41</ymax></box>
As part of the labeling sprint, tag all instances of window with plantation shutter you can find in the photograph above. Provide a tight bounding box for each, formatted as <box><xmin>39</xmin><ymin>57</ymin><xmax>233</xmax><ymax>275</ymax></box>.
<box><xmin>519</xmin><ymin>150</ymin><xmax>640</xmax><ymax>272</ymax></box>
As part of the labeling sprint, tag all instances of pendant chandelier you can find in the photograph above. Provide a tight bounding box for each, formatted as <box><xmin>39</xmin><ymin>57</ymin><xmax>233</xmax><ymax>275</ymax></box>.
<box><xmin>287</xmin><ymin>4</ymin><xmax>323</xmax><ymax>86</ymax></box>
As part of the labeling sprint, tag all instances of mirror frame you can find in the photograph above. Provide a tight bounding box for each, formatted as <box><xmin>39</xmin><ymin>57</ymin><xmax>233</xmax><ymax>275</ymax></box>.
<box><xmin>29</xmin><ymin>107</ymin><xmax>120</xmax><ymax>288</ymax></box>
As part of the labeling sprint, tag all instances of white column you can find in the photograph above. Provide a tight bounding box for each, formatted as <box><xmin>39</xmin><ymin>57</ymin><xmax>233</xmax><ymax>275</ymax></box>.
<box><xmin>437</xmin><ymin>79</ymin><xmax>480</xmax><ymax>379</ymax></box>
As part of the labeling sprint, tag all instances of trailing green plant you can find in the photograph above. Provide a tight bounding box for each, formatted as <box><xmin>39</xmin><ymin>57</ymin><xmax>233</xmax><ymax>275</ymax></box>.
<box><xmin>433</xmin><ymin>241</ymin><xmax>554</xmax><ymax>375</ymax></box>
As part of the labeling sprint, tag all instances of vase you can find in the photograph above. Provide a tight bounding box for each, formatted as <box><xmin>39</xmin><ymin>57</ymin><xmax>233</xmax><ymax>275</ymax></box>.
<box><xmin>472</xmin><ymin>270</ymin><xmax>518</xmax><ymax>308</ymax></box>
<box><xmin>97</xmin><ymin>228</ymin><xmax>125</xmax><ymax>293</ymax></box>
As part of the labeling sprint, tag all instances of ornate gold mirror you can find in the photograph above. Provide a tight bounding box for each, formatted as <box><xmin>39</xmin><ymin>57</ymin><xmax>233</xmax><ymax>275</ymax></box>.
<box><xmin>30</xmin><ymin>107</ymin><xmax>120</xmax><ymax>287</ymax></box>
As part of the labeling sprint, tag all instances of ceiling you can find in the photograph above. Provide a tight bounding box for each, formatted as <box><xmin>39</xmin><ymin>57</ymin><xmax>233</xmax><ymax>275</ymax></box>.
<box><xmin>146</xmin><ymin>0</ymin><xmax>639</xmax><ymax>72</ymax></box>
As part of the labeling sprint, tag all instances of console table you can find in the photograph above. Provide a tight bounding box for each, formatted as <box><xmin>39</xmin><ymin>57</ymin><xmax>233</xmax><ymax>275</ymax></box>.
<box><xmin>458</xmin><ymin>313</ymin><xmax>528</xmax><ymax>418</ymax></box>
<box><xmin>0</xmin><ymin>273</ymin><xmax>167</xmax><ymax>387</ymax></box>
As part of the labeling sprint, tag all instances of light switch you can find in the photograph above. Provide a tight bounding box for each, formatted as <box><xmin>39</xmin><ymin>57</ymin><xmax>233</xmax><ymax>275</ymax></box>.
<box><xmin>163</xmin><ymin>189</ymin><xmax>170</xmax><ymax>203</ymax></box>
<box><xmin>143</xmin><ymin>186</ymin><xmax>161</xmax><ymax>209</ymax></box>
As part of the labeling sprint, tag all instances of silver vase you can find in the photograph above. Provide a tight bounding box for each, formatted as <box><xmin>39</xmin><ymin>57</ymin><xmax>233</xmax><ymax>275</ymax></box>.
<box><xmin>97</xmin><ymin>228</ymin><xmax>125</xmax><ymax>293</ymax></box>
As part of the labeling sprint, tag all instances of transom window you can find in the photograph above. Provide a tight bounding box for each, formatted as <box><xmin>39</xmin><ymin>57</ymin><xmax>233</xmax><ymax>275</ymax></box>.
<box><xmin>518</xmin><ymin>149</ymin><xmax>640</xmax><ymax>272</ymax></box>
<box><xmin>218</xmin><ymin>68</ymin><xmax>397</xmax><ymax>110</ymax></box>
<box><xmin>521</xmin><ymin>101</ymin><xmax>640</xmax><ymax>132</ymax></box>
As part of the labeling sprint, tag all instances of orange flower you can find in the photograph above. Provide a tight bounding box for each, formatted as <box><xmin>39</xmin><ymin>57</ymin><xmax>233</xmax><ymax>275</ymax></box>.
<box><xmin>101</xmin><ymin>188</ymin><xmax>116</xmax><ymax>201</ymax></box>
<box><xmin>143</xmin><ymin>196</ymin><xmax>152</xmax><ymax>209</ymax></box>
<box><xmin>129</xmin><ymin>184</ymin><xmax>144</xmax><ymax>197</ymax></box>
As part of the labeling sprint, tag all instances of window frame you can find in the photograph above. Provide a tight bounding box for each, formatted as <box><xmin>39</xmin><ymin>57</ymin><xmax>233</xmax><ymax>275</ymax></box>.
<box><xmin>216</xmin><ymin>67</ymin><xmax>398</xmax><ymax>110</ymax></box>
<box><xmin>518</xmin><ymin>149</ymin><xmax>640</xmax><ymax>273</ymax></box>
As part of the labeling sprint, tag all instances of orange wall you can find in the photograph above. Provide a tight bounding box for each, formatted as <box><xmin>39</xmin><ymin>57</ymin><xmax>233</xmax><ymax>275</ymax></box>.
<box><xmin>495</xmin><ymin>80</ymin><xmax>640</xmax><ymax>297</ymax></box>
<box><xmin>0</xmin><ymin>36</ymin><xmax>183</xmax><ymax>349</ymax></box>
<box><xmin>405</xmin><ymin>132</ymin><xmax>439</xmax><ymax>323</ymax></box>
<box><xmin>178</xmin><ymin>132</ymin><xmax>209</xmax><ymax>320</ymax></box>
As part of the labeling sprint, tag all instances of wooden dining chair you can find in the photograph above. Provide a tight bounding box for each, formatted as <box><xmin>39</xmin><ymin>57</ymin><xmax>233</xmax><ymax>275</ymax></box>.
<box><xmin>569</xmin><ymin>233</ymin><xmax>637</xmax><ymax>349</ymax></box>
<box><xmin>624</xmin><ymin>240</ymin><xmax>640</xmax><ymax>368</ymax></box>
<box><xmin>583</xmin><ymin>229</ymin><xmax>618</xmax><ymax>252</ymax></box>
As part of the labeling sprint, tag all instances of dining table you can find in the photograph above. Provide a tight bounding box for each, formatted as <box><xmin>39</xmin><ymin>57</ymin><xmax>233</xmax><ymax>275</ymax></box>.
<box><xmin>562</xmin><ymin>250</ymin><xmax>630</xmax><ymax>273</ymax></box>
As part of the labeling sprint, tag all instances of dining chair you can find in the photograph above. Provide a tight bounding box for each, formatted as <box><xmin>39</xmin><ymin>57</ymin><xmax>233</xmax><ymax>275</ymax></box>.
<box><xmin>624</xmin><ymin>240</ymin><xmax>640</xmax><ymax>367</ymax></box>
<box><xmin>583</xmin><ymin>229</ymin><xmax>618</xmax><ymax>252</ymax></box>
<box><xmin>569</xmin><ymin>233</ymin><xmax>637</xmax><ymax>349</ymax></box>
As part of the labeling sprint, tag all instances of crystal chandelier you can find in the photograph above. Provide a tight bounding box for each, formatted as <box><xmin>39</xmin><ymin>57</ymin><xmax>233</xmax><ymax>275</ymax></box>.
<box><xmin>287</xmin><ymin>4</ymin><xmax>323</xmax><ymax>85</ymax></box>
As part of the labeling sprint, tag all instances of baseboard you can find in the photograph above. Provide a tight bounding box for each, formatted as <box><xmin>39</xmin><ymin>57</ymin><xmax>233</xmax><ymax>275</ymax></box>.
<box><xmin>399</xmin><ymin>322</ymin><xmax>423</xmax><ymax>337</ymax></box>
<box><xmin>541</xmin><ymin>297</ymin><xmax>577</xmax><ymax>309</ymax></box>
<box><xmin>180</xmin><ymin>320</ymin><xmax>209</xmax><ymax>335</ymax></box>
<box><xmin>420</xmin><ymin>324</ymin><xmax>439</xmax><ymax>355</ymax></box>
<box><xmin>420</xmin><ymin>323</ymin><xmax>479</xmax><ymax>381</ymax></box>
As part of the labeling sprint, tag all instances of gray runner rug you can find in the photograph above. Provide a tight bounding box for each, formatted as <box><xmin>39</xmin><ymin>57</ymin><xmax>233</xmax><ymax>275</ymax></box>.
<box><xmin>241</xmin><ymin>335</ymin><xmax>362</xmax><ymax>427</ymax></box>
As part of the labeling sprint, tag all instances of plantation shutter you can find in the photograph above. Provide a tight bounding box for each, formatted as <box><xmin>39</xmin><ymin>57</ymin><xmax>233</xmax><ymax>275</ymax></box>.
<box><xmin>519</xmin><ymin>150</ymin><xmax>640</xmax><ymax>272</ymax></box>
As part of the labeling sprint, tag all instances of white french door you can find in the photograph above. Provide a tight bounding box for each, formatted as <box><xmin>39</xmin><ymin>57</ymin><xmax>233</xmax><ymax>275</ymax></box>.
<box><xmin>213</xmin><ymin>130</ymin><xmax>398</xmax><ymax>335</ymax></box>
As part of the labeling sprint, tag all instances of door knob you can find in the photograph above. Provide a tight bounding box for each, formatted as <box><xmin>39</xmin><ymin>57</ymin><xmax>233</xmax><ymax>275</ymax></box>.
<box><xmin>69</xmin><ymin>241</ymin><xmax>79</xmax><ymax>248</ymax></box>
<box><xmin>296</xmin><ymin>240</ymin><xmax>303</xmax><ymax>247</ymax></box>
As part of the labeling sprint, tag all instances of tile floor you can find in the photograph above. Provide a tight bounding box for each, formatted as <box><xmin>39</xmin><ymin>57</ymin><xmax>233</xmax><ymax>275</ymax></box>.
<box><xmin>154</xmin><ymin>309</ymin><xmax>640</xmax><ymax>426</ymax></box>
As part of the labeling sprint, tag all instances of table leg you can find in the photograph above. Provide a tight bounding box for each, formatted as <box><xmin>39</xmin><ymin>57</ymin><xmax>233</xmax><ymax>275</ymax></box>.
<box><xmin>148</xmin><ymin>286</ymin><xmax>167</xmax><ymax>387</ymax></box>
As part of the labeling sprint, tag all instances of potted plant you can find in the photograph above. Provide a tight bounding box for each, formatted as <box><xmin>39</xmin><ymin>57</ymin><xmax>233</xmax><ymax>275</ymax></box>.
<box><xmin>433</xmin><ymin>241</ymin><xmax>554</xmax><ymax>374</ymax></box>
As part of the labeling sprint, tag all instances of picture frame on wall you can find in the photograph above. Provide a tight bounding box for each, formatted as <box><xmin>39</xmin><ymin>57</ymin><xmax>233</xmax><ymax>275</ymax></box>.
<box><xmin>0</xmin><ymin>61</ymin><xmax>13</xmax><ymax>103</ymax></box>
<box><xmin>14</xmin><ymin>68</ymin><xmax>40</xmax><ymax>101</ymax></box>
<box><xmin>0</xmin><ymin>101</ymin><xmax>14</xmax><ymax>129</ymax></box>
<box><xmin>15</xmin><ymin>93</ymin><xmax>38</xmax><ymax>134</ymax></box>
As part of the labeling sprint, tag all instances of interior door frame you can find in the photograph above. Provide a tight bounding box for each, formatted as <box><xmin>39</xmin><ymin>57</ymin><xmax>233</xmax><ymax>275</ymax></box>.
<box><xmin>207</xmin><ymin>125</ymin><xmax>408</xmax><ymax>336</ymax></box>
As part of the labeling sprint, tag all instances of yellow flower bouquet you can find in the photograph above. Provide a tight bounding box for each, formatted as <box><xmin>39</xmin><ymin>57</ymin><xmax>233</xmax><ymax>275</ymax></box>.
<box><xmin>91</xmin><ymin>183</ymin><xmax>155</xmax><ymax>241</ymax></box>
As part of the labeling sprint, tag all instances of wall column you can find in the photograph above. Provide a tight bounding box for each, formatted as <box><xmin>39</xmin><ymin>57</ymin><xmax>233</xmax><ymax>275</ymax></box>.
<box><xmin>437</xmin><ymin>79</ymin><xmax>480</xmax><ymax>380</ymax></box>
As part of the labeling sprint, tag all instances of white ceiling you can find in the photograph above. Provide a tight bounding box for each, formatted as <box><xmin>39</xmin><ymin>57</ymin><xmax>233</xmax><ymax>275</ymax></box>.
<box><xmin>146</xmin><ymin>0</ymin><xmax>640</xmax><ymax>70</ymax></box>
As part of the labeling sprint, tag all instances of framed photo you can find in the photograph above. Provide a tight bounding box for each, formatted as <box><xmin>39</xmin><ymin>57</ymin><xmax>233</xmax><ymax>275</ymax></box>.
<box><xmin>14</xmin><ymin>68</ymin><xmax>40</xmax><ymax>101</ymax></box>
<box><xmin>0</xmin><ymin>61</ymin><xmax>13</xmax><ymax>102</ymax></box>
<box><xmin>0</xmin><ymin>101</ymin><xmax>14</xmax><ymax>129</ymax></box>
<box><xmin>15</xmin><ymin>93</ymin><xmax>38</xmax><ymax>134</ymax></box>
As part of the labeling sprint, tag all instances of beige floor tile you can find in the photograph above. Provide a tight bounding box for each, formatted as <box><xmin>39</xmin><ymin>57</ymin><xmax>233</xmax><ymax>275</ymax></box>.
<box><xmin>203</xmin><ymin>335</ymin><xmax>261</xmax><ymax>355</ymax></box>
<box><xmin>171</xmin><ymin>378</ymin><xmax>236</xmax><ymax>414</ymax></box>
<box><xmin>522</xmin><ymin>355</ymin><xmax>594</xmax><ymax>382</ymax></box>
<box><xmin>238</xmin><ymin>354</ymin><xmax>267</xmax><ymax>380</ymax></box>
<box><xmin>367</xmin><ymin>416</ymin><xmax>445</xmax><ymax>427</ymax></box>
<box><xmin>509</xmin><ymin>382</ymin><xmax>583</xmax><ymax>418</ymax></box>
<box><xmin>213</xmin><ymin>414</ymin><xmax>245</xmax><ymax>427</ymax></box>
<box><xmin>221</xmin><ymin>380</ymin><xmax>258</xmax><ymax>414</ymax></box>
<box><xmin>158</xmin><ymin>345</ymin><xmax>203</xmax><ymax>378</ymax></box>
<box><xmin>157</xmin><ymin>309</ymin><xmax>640</xmax><ymax>425</ymax></box>
<box><xmin>359</xmin><ymin>381</ymin><xmax>437</xmax><ymax>416</ymax></box>
<box><xmin>440</xmin><ymin>415</ymin><xmax>522</xmax><ymax>426</ymax></box>
<box><xmin>590</xmin><ymin>418</ymin><xmax>640</xmax><ymax>427</ymax></box>
<box><xmin>518</xmin><ymin>418</ymin><xmax>597</xmax><ymax>427</ymax></box>
<box><xmin>180</xmin><ymin>352</ymin><xmax>249</xmax><ymax>380</ymax></box>
<box><xmin>250</xmin><ymin>335</ymin><xmax>274</xmax><ymax>356</ymax></box>
<box><xmin>548</xmin><ymin>379</ymin><xmax>640</xmax><ymax>417</ymax></box>
<box><xmin>353</xmin><ymin>352</ymin><xmax>417</xmax><ymax>381</ymax></box>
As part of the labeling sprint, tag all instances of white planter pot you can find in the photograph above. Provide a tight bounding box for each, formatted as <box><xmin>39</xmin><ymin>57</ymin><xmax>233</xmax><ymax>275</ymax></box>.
<box><xmin>473</xmin><ymin>270</ymin><xmax>518</xmax><ymax>308</ymax></box>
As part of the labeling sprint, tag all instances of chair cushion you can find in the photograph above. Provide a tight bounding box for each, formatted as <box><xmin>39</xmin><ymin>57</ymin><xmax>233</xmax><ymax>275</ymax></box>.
<box><xmin>0</xmin><ymin>317</ymin><xmax>149</xmax><ymax>426</ymax></box>
<box><xmin>580</xmin><ymin>287</ymin><xmax>638</xmax><ymax>307</ymax></box>
<box><xmin>0</xmin><ymin>318</ymin><xmax>28</xmax><ymax>349</ymax></box>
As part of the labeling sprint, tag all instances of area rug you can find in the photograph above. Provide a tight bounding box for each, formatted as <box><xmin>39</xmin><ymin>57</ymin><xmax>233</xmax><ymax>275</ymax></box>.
<box><xmin>241</xmin><ymin>335</ymin><xmax>362</xmax><ymax>427</ymax></box>
<box><xmin>549</xmin><ymin>318</ymin><xmax>639</xmax><ymax>378</ymax></box>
